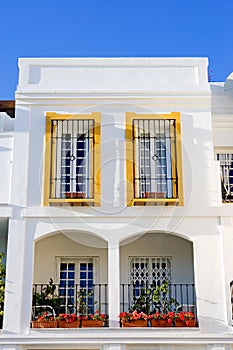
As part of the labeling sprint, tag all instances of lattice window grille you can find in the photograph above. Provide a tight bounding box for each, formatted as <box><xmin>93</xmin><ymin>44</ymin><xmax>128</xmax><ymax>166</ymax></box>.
<box><xmin>129</xmin><ymin>257</ymin><xmax>172</xmax><ymax>286</ymax></box>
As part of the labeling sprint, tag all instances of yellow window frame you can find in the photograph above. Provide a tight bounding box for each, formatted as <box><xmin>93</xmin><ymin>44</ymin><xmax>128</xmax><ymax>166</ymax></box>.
<box><xmin>44</xmin><ymin>112</ymin><xmax>101</xmax><ymax>206</ymax></box>
<box><xmin>126</xmin><ymin>112</ymin><xmax>183</xmax><ymax>206</ymax></box>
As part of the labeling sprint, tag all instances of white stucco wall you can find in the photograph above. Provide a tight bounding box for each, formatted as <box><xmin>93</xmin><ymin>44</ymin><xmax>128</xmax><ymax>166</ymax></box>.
<box><xmin>2</xmin><ymin>58</ymin><xmax>233</xmax><ymax>348</ymax></box>
<box><xmin>0</xmin><ymin>113</ymin><xmax>14</xmax><ymax>204</ymax></box>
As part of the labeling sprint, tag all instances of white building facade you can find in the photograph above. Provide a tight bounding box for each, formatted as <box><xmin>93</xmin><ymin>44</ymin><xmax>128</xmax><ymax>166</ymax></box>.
<box><xmin>0</xmin><ymin>57</ymin><xmax>233</xmax><ymax>350</ymax></box>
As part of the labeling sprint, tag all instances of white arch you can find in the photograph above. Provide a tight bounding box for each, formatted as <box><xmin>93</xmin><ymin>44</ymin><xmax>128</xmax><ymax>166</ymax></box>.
<box><xmin>119</xmin><ymin>228</ymin><xmax>194</xmax><ymax>246</ymax></box>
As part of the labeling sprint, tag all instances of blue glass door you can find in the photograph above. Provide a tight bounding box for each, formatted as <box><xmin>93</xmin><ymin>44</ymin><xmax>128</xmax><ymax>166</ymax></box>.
<box><xmin>59</xmin><ymin>260</ymin><xmax>94</xmax><ymax>315</ymax></box>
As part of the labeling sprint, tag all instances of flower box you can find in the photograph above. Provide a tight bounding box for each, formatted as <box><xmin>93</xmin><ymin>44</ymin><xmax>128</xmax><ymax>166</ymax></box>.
<box><xmin>151</xmin><ymin>319</ymin><xmax>172</xmax><ymax>327</ymax></box>
<box><xmin>31</xmin><ymin>320</ymin><xmax>58</xmax><ymax>328</ymax></box>
<box><xmin>121</xmin><ymin>319</ymin><xmax>148</xmax><ymax>327</ymax></box>
<box><xmin>175</xmin><ymin>319</ymin><xmax>196</xmax><ymax>327</ymax></box>
<box><xmin>59</xmin><ymin>320</ymin><xmax>80</xmax><ymax>328</ymax></box>
<box><xmin>81</xmin><ymin>319</ymin><xmax>104</xmax><ymax>327</ymax></box>
<box><xmin>175</xmin><ymin>312</ymin><xmax>196</xmax><ymax>327</ymax></box>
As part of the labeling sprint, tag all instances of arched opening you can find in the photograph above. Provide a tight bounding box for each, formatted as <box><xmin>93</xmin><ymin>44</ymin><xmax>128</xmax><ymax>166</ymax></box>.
<box><xmin>32</xmin><ymin>230</ymin><xmax>108</xmax><ymax>325</ymax></box>
<box><xmin>119</xmin><ymin>232</ymin><xmax>197</xmax><ymax>321</ymax></box>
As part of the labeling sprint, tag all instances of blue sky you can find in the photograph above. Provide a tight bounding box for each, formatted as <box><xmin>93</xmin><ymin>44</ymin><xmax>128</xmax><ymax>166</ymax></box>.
<box><xmin>1</xmin><ymin>0</ymin><xmax>233</xmax><ymax>100</ymax></box>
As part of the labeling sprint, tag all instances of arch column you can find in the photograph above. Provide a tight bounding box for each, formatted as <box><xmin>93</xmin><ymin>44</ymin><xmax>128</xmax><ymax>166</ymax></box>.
<box><xmin>194</xmin><ymin>232</ymin><xmax>228</xmax><ymax>332</ymax></box>
<box><xmin>3</xmin><ymin>219</ymin><xmax>34</xmax><ymax>333</ymax></box>
<box><xmin>108</xmin><ymin>239</ymin><xmax>120</xmax><ymax>327</ymax></box>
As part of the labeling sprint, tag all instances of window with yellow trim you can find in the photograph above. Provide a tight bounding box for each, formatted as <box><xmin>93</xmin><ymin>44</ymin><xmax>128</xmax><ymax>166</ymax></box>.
<box><xmin>44</xmin><ymin>112</ymin><xmax>101</xmax><ymax>206</ymax></box>
<box><xmin>126</xmin><ymin>112</ymin><xmax>183</xmax><ymax>206</ymax></box>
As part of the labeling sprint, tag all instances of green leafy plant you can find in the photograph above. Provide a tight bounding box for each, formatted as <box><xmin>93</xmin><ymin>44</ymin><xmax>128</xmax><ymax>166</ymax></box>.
<box><xmin>77</xmin><ymin>288</ymin><xmax>96</xmax><ymax>316</ymax></box>
<box><xmin>130</xmin><ymin>286</ymin><xmax>151</xmax><ymax>314</ymax></box>
<box><xmin>130</xmin><ymin>281</ymin><xmax>178</xmax><ymax>315</ymax></box>
<box><xmin>33</xmin><ymin>278</ymin><xmax>61</xmax><ymax>316</ymax></box>
<box><xmin>150</xmin><ymin>281</ymin><xmax>178</xmax><ymax>313</ymax></box>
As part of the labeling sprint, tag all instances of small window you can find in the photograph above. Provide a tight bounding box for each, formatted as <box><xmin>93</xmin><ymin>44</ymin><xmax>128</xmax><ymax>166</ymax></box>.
<box><xmin>216</xmin><ymin>152</ymin><xmax>233</xmax><ymax>202</ymax></box>
<box><xmin>126</xmin><ymin>112</ymin><xmax>183</xmax><ymax>206</ymax></box>
<box><xmin>44</xmin><ymin>112</ymin><xmax>101</xmax><ymax>206</ymax></box>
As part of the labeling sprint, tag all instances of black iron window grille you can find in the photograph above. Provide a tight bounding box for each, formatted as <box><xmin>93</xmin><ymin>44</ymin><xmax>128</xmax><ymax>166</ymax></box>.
<box><xmin>133</xmin><ymin>119</ymin><xmax>178</xmax><ymax>199</ymax></box>
<box><xmin>217</xmin><ymin>153</ymin><xmax>233</xmax><ymax>202</ymax></box>
<box><xmin>50</xmin><ymin>119</ymin><xmax>94</xmax><ymax>200</ymax></box>
<box><xmin>129</xmin><ymin>257</ymin><xmax>172</xmax><ymax>305</ymax></box>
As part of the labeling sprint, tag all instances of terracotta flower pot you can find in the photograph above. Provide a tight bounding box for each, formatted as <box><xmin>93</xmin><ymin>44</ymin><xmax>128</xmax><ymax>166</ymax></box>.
<box><xmin>59</xmin><ymin>320</ymin><xmax>80</xmax><ymax>328</ymax></box>
<box><xmin>121</xmin><ymin>319</ymin><xmax>148</xmax><ymax>327</ymax></box>
<box><xmin>175</xmin><ymin>319</ymin><xmax>196</xmax><ymax>327</ymax></box>
<box><xmin>81</xmin><ymin>319</ymin><xmax>104</xmax><ymax>327</ymax></box>
<box><xmin>151</xmin><ymin>319</ymin><xmax>172</xmax><ymax>327</ymax></box>
<box><xmin>31</xmin><ymin>320</ymin><xmax>58</xmax><ymax>328</ymax></box>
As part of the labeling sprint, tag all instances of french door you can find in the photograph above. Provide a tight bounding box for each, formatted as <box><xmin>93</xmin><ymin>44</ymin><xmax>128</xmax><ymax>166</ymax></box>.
<box><xmin>58</xmin><ymin>259</ymin><xmax>95</xmax><ymax>314</ymax></box>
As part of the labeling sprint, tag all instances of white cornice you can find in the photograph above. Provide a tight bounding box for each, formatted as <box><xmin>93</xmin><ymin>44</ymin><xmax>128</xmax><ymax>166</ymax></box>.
<box><xmin>17</xmin><ymin>57</ymin><xmax>210</xmax><ymax>96</ymax></box>
<box><xmin>1</xmin><ymin>328</ymin><xmax>233</xmax><ymax>345</ymax></box>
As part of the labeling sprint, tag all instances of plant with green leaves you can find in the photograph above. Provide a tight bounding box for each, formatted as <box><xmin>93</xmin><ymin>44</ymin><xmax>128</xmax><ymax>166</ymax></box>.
<box><xmin>130</xmin><ymin>281</ymin><xmax>178</xmax><ymax>315</ymax></box>
<box><xmin>33</xmin><ymin>278</ymin><xmax>61</xmax><ymax>316</ymax></box>
<box><xmin>77</xmin><ymin>288</ymin><xmax>96</xmax><ymax>316</ymax></box>
<box><xmin>151</xmin><ymin>281</ymin><xmax>178</xmax><ymax>313</ymax></box>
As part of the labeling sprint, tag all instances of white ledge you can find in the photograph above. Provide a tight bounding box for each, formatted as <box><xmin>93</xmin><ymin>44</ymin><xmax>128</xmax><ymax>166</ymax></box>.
<box><xmin>1</xmin><ymin>328</ymin><xmax>233</xmax><ymax>345</ymax></box>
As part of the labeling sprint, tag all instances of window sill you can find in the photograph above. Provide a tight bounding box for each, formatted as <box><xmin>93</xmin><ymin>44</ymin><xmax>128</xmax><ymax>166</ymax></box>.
<box><xmin>129</xmin><ymin>198</ymin><xmax>180</xmax><ymax>207</ymax></box>
<box><xmin>48</xmin><ymin>198</ymin><xmax>99</xmax><ymax>207</ymax></box>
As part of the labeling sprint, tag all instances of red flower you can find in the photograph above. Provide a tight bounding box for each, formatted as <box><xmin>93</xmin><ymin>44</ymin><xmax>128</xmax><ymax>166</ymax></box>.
<box><xmin>167</xmin><ymin>312</ymin><xmax>175</xmax><ymax>319</ymax></box>
<box><xmin>179</xmin><ymin>312</ymin><xmax>185</xmax><ymax>321</ymax></box>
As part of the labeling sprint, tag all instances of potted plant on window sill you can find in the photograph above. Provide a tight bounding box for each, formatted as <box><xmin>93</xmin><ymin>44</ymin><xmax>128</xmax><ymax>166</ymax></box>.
<box><xmin>31</xmin><ymin>312</ymin><xmax>58</xmax><ymax>328</ymax></box>
<box><xmin>149</xmin><ymin>311</ymin><xmax>174</xmax><ymax>327</ymax></box>
<box><xmin>80</xmin><ymin>311</ymin><xmax>107</xmax><ymax>327</ymax></box>
<box><xmin>175</xmin><ymin>312</ymin><xmax>196</xmax><ymax>327</ymax></box>
<box><xmin>58</xmin><ymin>313</ymin><xmax>80</xmax><ymax>328</ymax></box>
<box><xmin>119</xmin><ymin>311</ymin><xmax>148</xmax><ymax>327</ymax></box>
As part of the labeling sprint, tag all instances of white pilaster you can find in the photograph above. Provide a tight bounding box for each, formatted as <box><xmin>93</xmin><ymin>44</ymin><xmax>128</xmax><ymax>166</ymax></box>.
<box><xmin>3</xmin><ymin>219</ymin><xmax>34</xmax><ymax>333</ymax></box>
<box><xmin>10</xmin><ymin>106</ymin><xmax>30</xmax><ymax>207</ymax></box>
<box><xmin>194</xmin><ymin>230</ymin><xmax>228</xmax><ymax>332</ymax></box>
<box><xmin>108</xmin><ymin>240</ymin><xmax>120</xmax><ymax>327</ymax></box>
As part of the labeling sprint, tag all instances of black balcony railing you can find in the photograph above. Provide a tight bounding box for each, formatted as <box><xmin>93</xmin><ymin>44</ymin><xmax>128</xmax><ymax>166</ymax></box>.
<box><xmin>120</xmin><ymin>283</ymin><xmax>197</xmax><ymax>319</ymax></box>
<box><xmin>32</xmin><ymin>283</ymin><xmax>108</xmax><ymax>320</ymax></box>
<box><xmin>32</xmin><ymin>282</ymin><xmax>197</xmax><ymax>328</ymax></box>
